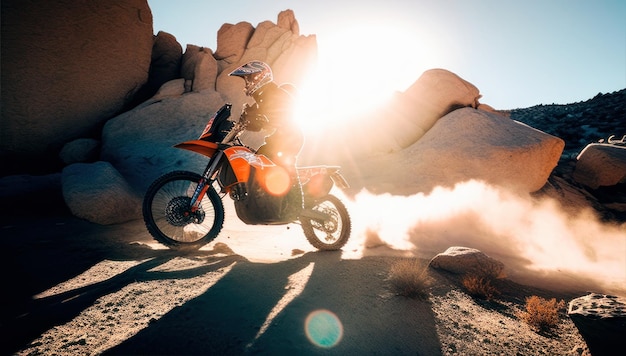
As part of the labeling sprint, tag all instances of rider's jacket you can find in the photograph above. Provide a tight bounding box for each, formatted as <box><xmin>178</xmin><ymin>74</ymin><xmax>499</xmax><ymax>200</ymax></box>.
<box><xmin>242</xmin><ymin>82</ymin><xmax>304</xmax><ymax>169</ymax></box>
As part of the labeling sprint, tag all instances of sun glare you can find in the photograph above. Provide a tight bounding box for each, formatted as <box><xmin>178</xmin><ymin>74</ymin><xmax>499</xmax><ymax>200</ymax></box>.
<box><xmin>293</xmin><ymin>25</ymin><xmax>429</xmax><ymax>132</ymax></box>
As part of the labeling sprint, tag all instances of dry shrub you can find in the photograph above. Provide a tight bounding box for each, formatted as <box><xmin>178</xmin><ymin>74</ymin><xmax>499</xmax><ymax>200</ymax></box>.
<box><xmin>388</xmin><ymin>259</ymin><xmax>430</xmax><ymax>299</ymax></box>
<box><xmin>462</xmin><ymin>274</ymin><xmax>499</xmax><ymax>300</ymax></box>
<box><xmin>518</xmin><ymin>295</ymin><xmax>566</xmax><ymax>332</ymax></box>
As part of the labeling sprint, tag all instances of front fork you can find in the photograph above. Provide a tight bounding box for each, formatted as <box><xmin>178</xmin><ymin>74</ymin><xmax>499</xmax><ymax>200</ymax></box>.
<box><xmin>189</xmin><ymin>151</ymin><xmax>224</xmax><ymax>212</ymax></box>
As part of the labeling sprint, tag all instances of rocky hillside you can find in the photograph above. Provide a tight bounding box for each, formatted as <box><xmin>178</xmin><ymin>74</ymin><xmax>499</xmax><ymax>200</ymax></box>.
<box><xmin>509</xmin><ymin>89</ymin><xmax>626</xmax><ymax>222</ymax></box>
<box><xmin>508</xmin><ymin>89</ymin><xmax>626</xmax><ymax>158</ymax></box>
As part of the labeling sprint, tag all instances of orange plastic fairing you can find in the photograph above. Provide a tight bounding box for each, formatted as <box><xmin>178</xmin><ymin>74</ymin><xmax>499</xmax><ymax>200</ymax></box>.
<box><xmin>174</xmin><ymin>140</ymin><xmax>218</xmax><ymax>158</ymax></box>
<box><xmin>223</xmin><ymin>146</ymin><xmax>267</xmax><ymax>183</ymax></box>
<box><xmin>223</xmin><ymin>146</ymin><xmax>291</xmax><ymax>196</ymax></box>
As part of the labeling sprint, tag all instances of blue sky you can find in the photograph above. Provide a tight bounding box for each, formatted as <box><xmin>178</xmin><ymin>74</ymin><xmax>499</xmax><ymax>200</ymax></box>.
<box><xmin>148</xmin><ymin>0</ymin><xmax>625</xmax><ymax>110</ymax></box>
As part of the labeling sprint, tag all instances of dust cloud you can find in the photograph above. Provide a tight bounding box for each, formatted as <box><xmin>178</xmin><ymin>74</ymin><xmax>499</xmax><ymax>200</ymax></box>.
<box><xmin>342</xmin><ymin>180</ymin><xmax>626</xmax><ymax>294</ymax></box>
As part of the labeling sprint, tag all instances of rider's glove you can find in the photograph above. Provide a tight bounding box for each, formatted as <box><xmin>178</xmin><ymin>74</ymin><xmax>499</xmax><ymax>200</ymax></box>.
<box><xmin>244</xmin><ymin>114</ymin><xmax>269</xmax><ymax>132</ymax></box>
<box><xmin>241</xmin><ymin>104</ymin><xmax>268</xmax><ymax>132</ymax></box>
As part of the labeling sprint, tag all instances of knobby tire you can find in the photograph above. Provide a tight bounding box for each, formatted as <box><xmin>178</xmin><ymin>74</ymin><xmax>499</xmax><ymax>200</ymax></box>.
<box><xmin>142</xmin><ymin>170</ymin><xmax>225</xmax><ymax>250</ymax></box>
<box><xmin>301</xmin><ymin>194</ymin><xmax>351</xmax><ymax>251</ymax></box>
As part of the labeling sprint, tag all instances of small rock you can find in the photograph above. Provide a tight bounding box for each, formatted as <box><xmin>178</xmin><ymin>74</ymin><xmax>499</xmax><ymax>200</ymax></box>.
<box><xmin>568</xmin><ymin>293</ymin><xmax>626</xmax><ymax>356</ymax></box>
<box><xmin>429</xmin><ymin>246</ymin><xmax>506</xmax><ymax>278</ymax></box>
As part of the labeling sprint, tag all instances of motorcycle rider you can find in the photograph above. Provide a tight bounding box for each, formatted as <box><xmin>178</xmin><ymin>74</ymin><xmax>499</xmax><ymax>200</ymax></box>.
<box><xmin>228</xmin><ymin>60</ymin><xmax>304</xmax><ymax>221</ymax></box>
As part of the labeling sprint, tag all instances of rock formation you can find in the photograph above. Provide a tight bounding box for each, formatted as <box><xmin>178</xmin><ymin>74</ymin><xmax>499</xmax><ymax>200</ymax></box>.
<box><xmin>59</xmin><ymin>138</ymin><xmax>100</xmax><ymax>165</ymax></box>
<box><xmin>132</xmin><ymin>31</ymin><xmax>184</xmax><ymax>106</ymax></box>
<box><xmin>380</xmin><ymin>68</ymin><xmax>483</xmax><ymax>151</ymax></box>
<box><xmin>409</xmin><ymin>108</ymin><xmax>564</xmax><ymax>193</ymax></box>
<box><xmin>510</xmin><ymin>89</ymin><xmax>626</xmax><ymax>220</ymax></box>
<box><xmin>1</xmin><ymin>0</ymin><xmax>154</xmax><ymax>174</ymax></box>
<box><xmin>105</xmin><ymin>10</ymin><xmax>312</xmax><ymax>179</ymax></box>
<box><xmin>340</xmin><ymin>107</ymin><xmax>564</xmax><ymax>195</ymax></box>
<box><xmin>1</xmin><ymin>5</ymin><xmax>319</xmax><ymax>223</ymax></box>
<box><xmin>72</xmin><ymin>10</ymin><xmax>317</xmax><ymax>223</ymax></box>
<box><xmin>321</xmin><ymin>68</ymin><xmax>484</xmax><ymax>155</ymax></box>
<box><xmin>62</xmin><ymin>162</ymin><xmax>142</xmax><ymax>225</ymax></box>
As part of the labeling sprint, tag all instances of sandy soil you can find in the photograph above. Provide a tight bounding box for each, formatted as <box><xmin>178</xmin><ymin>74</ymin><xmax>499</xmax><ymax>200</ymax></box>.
<box><xmin>2</xmin><ymin>187</ymin><xmax>598</xmax><ymax>356</ymax></box>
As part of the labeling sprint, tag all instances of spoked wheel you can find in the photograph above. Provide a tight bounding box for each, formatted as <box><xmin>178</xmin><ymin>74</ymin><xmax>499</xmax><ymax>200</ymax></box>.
<box><xmin>142</xmin><ymin>171</ymin><xmax>224</xmax><ymax>250</ymax></box>
<box><xmin>300</xmin><ymin>194</ymin><xmax>351</xmax><ymax>251</ymax></box>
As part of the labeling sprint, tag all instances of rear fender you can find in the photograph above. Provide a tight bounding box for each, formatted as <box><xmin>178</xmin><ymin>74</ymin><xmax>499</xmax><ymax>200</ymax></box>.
<box><xmin>298</xmin><ymin>166</ymin><xmax>349</xmax><ymax>199</ymax></box>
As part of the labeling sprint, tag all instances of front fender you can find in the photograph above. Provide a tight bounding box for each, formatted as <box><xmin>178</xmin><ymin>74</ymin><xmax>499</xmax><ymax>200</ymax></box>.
<box><xmin>174</xmin><ymin>140</ymin><xmax>218</xmax><ymax>158</ymax></box>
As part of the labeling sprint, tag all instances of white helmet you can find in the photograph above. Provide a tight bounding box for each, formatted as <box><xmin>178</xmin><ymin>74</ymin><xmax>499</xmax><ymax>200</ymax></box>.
<box><xmin>229</xmin><ymin>61</ymin><xmax>273</xmax><ymax>96</ymax></box>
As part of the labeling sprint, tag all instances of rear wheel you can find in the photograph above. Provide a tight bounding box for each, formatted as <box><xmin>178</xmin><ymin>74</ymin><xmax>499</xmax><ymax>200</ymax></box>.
<box><xmin>143</xmin><ymin>171</ymin><xmax>224</xmax><ymax>250</ymax></box>
<box><xmin>300</xmin><ymin>194</ymin><xmax>351</xmax><ymax>251</ymax></box>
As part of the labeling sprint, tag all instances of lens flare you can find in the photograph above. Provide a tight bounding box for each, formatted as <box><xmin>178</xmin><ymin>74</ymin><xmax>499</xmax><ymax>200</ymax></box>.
<box><xmin>305</xmin><ymin>309</ymin><xmax>343</xmax><ymax>348</ymax></box>
<box><xmin>259</xmin><ymin>166</ymin><xmax>291</xmax><ymax>196</ymax></box>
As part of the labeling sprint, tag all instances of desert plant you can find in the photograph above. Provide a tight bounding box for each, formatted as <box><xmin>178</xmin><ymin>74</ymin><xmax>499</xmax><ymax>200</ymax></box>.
<box><xmin>518</xmin><ymin>295</ymin><xmax>566</xmax><ymax>332</ymax></box>
<box><xmin>461</xmin><ymin>274</ymin><xmax>499</xmax><ymax>300</ymax></box>
<box><xmin>388</xmin><ymin>259</ymin><xmax>430</xmax><ymax>299</ymax></box>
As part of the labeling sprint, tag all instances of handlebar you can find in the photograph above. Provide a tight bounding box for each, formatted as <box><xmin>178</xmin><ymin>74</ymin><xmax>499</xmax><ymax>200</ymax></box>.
<box><xmin>220</xmin><ymin>119</ymin><xmax>246</xmax><ymax>144</ymax></box>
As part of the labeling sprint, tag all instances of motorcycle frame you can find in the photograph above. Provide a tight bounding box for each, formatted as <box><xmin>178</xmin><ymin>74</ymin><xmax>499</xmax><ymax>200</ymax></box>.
<box><xmin>171</xmin><ymin>103</ymin><xmax>350</xmax><ymax>216</ymax></box>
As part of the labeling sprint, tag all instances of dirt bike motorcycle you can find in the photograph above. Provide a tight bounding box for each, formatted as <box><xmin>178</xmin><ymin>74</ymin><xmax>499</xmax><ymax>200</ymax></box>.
<box><xmin>142</xmin><ymin>103</ymin><xmax>352</xmax><ymax>251</ymax></box>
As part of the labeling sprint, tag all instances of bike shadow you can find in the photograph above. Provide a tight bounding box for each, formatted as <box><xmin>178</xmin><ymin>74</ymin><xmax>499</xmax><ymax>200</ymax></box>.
<box><xmin>3</xmin><ymin>237</ymin><xmax>242</xmax><ymax>355</ymax></box>
<box><xmin>0</xmin><ymin>205</ymin><xmax>248</xmax><ymax>354</ymax></box>
<box><xmin>105</xmin><ymin>250</ymin><xmax>442</xmax><ymax>355</ymax></box>
<box><xmin>3</xmin><ymin>208</ymin><xmax>441</xmax><ymax>355</ymax></box>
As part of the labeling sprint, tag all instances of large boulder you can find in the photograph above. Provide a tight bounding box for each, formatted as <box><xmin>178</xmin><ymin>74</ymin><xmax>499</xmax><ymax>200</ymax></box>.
<box><xmin>1</xmin><ymin>0</ymin><xmax>154</xmax><ymax>173</ymax></box>
<box><xmin>367</xmin><ymin>68</ymin><xmax>482</xmax><ymax>154</ymax></box>
<box><xmin>390</xmin><ymin>68</ymin><xmax>482</xmax><ymax>148</ymax></box>
<box><xmin>100</xmin><ymin>89</ymin><xmax>226</xmax><ymax>194</ymax></box>
<box><xmin>573</xmin><ymin>143</ymin><xmax>626</xmax><ymax>189</ymax></box>
<box><xmin>62</xmin><ymin>162</ymin><xmax>142</xmax><ymax>225</ymax></box>
<box><xmin>349</xmin><ymin>108</ymin><xmax>564</xmax><ymax>195</ymax></box>
<box><xmin>181</xmin><ymin>45</ymin><xmax>219</xmax><ymax>92</ymax></box>
<box><xmin>300</xmin><ymin>69</ymin><xmax>484</xmax><ymax>164</ymax></box>
<box><xmin>149</xmin><ymin>31</ymin><xmax>183</xmax><ymax>88</ymax></box>
<box><xmin>214</xmin><ymin>21</ymin><xmax>255</xmax><ymax>64</ymax></box>
<box><xmin>59</xmin><ymin>138</ymin><xmax>100</xmax><ymax>165</ymax></box>
<box><xmin>132</xmin><ymin>31</ymin><xmax>183</xmax><ymax>104</ymax></box>
<box><xmin>215</xmin><ymin>10</ymin><xmax>316</xmax><ymax>107</ymax></box>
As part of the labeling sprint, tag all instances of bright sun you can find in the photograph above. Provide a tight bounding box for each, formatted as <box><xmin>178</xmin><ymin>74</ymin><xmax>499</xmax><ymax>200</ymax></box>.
<box><xmin>293</xmin><ymin>24</ymin><xmax>438</xmax><ymax>133</ymax></box>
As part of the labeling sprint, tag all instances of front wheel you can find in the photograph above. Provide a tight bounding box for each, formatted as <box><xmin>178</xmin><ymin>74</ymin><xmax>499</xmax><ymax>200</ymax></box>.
<box><xmin>143</xmin><ymin>171</ymin><xmax>225</xmax><ymax>250</ymax></box>
<box><xmin>300</xmin><ymin>194</ymin><xmax>351</xmax><ymax>251</ymax></box>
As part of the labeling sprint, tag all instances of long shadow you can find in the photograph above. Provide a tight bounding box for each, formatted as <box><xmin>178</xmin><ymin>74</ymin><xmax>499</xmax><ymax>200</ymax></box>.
<box><xmin>105</xmin><ymin>252</ymin><xmax>442</xmax><ymax>355</ymax></box>
<box><xmin>250</xmin><ymin>255</ymin><xmax>442</xmax><ymax>355</ymax></box>
<box><xmin>3</xmin><ymin>244</ymin><xmax>240</xmax><ymax>355</ymax></box>
<box><xmin>0</xmin><ymin>205</ymin><xmax>241</xmax><ymax>355</ymax></box>
<box><xmin>2</xmin><ymin>203</ymin><xmax>442</xmax><ymax>355</ymax></box>
<box><xmin>104</xmin><ymin>251</ymin><xmax>324</xmax><ymax>355</ymax></box>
